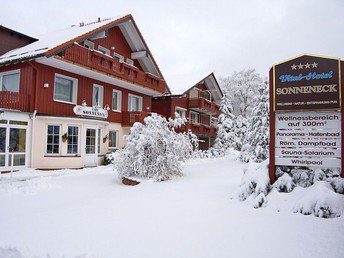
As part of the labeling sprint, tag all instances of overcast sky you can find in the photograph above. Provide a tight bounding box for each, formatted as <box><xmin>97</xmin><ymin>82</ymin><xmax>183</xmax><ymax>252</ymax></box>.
<box><xmin>1</xmin><ymin>0</ymin><xmax>344</xmax><ymax>91</ymax></box>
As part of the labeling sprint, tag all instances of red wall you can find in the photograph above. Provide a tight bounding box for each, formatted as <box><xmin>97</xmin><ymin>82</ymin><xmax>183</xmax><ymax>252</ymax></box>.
<box><xmin>33</xmin><ymin>63</ymin><xmax>151</xmax><ymax>124</ymax></box>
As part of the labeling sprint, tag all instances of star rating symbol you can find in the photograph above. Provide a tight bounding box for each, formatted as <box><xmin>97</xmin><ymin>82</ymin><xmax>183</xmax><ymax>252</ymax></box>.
<box><xmin>290</xmin><ymin>62</ymin><xmax>318</xmax><ymax>70</ymax></box>
<box><xmin>312</xmin><ymin>62</ymin><xmax>318</xmax><ymax>68</ymax></box>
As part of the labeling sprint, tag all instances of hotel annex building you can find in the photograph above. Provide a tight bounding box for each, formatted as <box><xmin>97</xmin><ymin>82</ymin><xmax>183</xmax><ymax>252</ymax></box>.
<box><xmin>0</xmin><ymin>14</ymin><xmax>222</xmax><ymax>171</ymax></box>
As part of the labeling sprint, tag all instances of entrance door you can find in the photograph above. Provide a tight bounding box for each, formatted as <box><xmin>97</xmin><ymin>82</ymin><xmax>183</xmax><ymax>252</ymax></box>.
<box><xmin>84</xmin><ymin>127</ymin><xmax>98</xmax><ymax>167</ymax></box>
<box><xmin>0</xmin><ymin>121</ymin><xmax>27</xmax><ymax>171</ymax></box>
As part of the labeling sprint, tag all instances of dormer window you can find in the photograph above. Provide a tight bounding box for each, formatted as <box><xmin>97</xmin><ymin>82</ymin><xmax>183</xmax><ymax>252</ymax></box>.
<box><xmin>98</xmin><ymin>45</ymin><xmax>110</xmax><ymax>55</ymax></box>
<box><xmin>84</xmin><ymin>40</ymin><xmax>94</xmax><ymax>50</ymax></box>
<box><xmin>114</xmin><ymin>53</ymin><xmax>124</xmax><ymax>63</ymax></box>
<box><xmin>126</xmin><ymin>58</ymin><xmax>134</xmax><ymax>66</ymax></box>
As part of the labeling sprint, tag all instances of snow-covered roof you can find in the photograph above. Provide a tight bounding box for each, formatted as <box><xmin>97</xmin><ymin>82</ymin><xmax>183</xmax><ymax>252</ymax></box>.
<box><xmin>0</xmin><ymin>16</ymin><xmax>123</xmax><ymax>64</ymax></box>
<box><xmin>0</xmin><ymin>14</ymin><xmax>167</xmax><ymax>82</ymax></box>
<box><xmin>166</xmin><ymin>72</ymin><xmax>223</xmax><ymax>104</ymax></box>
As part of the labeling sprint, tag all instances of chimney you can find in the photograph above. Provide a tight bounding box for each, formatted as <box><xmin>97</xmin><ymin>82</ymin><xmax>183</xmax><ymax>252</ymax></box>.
<box><xmin>79</xmin><ymin>22</ymin><xmax>84</xmax><ymax>27</ymax></box>
<box><xmin>98</xmin><ymin>17</ymin><xmax>101</xmax><ymax>22</ymax></box>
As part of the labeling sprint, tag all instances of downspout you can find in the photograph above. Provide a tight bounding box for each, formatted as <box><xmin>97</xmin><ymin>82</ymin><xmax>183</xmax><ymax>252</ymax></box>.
<box><xmin>28</xmin><ymin>61</ymin><xmax>39</xmax><ymax>169</ymax></box>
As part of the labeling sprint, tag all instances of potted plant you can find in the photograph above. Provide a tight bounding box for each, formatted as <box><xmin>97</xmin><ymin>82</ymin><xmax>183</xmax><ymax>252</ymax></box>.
<box><xmin>62</xmin><ymin>133</ymin><xmax>68</xmax><ymax>142</ymax></box>
<box><xmin>103</xmin><ymin>134</ymin><xmax>108</xmax><ymax>143</ymax></box>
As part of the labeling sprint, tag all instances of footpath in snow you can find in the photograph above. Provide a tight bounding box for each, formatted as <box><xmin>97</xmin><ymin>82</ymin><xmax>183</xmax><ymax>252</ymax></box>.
<box><xmin>0</xmin><ymin>154</ymin><xmax>343</xmax><ymax>258</ymax></box>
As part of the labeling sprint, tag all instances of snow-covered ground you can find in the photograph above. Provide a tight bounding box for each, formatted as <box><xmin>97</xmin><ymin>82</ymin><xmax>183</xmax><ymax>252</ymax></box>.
<box><xmin>0</xmin><ymin>155</ymin><xmax>343</xmax><ymax>258</ymax></box>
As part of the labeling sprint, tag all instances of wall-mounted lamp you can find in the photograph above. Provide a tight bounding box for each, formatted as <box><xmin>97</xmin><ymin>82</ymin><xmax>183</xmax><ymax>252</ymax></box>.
<box><xmin>43</xmin><ymin>83</ymin><xmax>49</xmax><ymax>88</ymax></box>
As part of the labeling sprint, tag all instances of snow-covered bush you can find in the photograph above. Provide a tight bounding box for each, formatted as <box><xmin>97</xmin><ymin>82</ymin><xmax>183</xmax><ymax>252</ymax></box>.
<box><xmin>240</xmin><ymin>81</ymin><xmax>269</xmax><ymax>163</ymax></box>
<box><xmin>238</xmin><ymin>159</ymin><xmax>270</xmax><ymax>208</ymax></box>
<box><xmin>328</xmin><ymin>177</ymin><xmax>344</xmax><ymax>194</ymax></box>
<box><xmin>113</xmin><ymin>113</ymin><xmax>194</xmax><ymax>181</ymax></box>
<box><xmin>104</xmin><ymin>152</ymin><xmax>116</xmax><ymax>165</ymax></box>
<box><xmin>293</xmin><ymin>181</ymin><xmax>344</xmax><ymax>218</ymax></box>
<box><xmin>273</xmin><ymin>173</ymin><xmax>295</xmax><ymax>193</ymax></box>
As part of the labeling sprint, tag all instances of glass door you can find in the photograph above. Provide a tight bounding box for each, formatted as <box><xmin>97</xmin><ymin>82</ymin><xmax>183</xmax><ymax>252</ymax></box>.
<box><xmin>84</xmin><ymin>127</ymin><xmax>98</xmax><ymax>167</ymax></box>
<box><xmin>0</xmin><ymin>127</ymin><xmax>6</xmax><ymax>167</ymax></box>
<box><xmin>8</xmin><ymin>128</ymin><xmax>26</xmax><ymax>166</ymax></box>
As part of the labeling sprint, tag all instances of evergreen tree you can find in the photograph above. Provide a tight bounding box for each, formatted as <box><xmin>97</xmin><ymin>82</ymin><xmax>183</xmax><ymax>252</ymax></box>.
<box><xmin>241</xmin><ymin>81</ymin><xmax>270</xmax><ymax>162</ymax></box>
<box><xmin>212</xmin><ymin>92</ymin><xmax>236</xmax><ymax>154</ymax></box>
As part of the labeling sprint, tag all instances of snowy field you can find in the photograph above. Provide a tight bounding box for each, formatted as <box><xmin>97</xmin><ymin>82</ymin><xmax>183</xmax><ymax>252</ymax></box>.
<box><xmin>0</xmin><ymin>155</ymin><xmax>343</xmax><ymax>258</ymax></box>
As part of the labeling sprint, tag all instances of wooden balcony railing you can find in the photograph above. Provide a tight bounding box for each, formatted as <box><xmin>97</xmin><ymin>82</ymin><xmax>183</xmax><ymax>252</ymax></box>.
<box><xmin>122</xmin><ymin>111</ymin><xmax>151</xmax><ymax>126</ymax></box>
<box><xmin>0</xmin><ymin>91</ymin><xmax>30</xmax><ymax>112</ymax></box>
<box><xmin>176</xmin><ymin>122</ymin><xmax>216</xmax><ymax>137</ymax></box>
<box><xmin>189</xmin><ymin>98</ymin><xmax>220</xmax><ymax>114</ymax></box>
<box><xmin>62</xmin><ymin>44</ymin><xmax>167</xmax><ymax>94</ymax></box>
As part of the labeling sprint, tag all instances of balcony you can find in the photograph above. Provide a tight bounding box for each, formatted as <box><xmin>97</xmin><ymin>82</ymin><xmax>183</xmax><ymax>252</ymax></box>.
<box><xmin>189</xmin><ymin>98</ymin><xmax>220</xmax><ymax>115</ymax></box>
<box><xmin>122</xmin><ymin>111</ymin><xmax>151</xmax><ymax>126</ymax></box>
<box><xmin>177</xmin><ymin>122</ymin><xmax>216</xmax><ymax>137</ymax></box>
<box><xmin>0</xmin><ymin>91</ymin><xmax>30</xmax><ymax>112</ymax></box>
<box><xmin>62</xmin><ymin>44</ymin><xmax>167</xmax><ymax>94</ymax></box>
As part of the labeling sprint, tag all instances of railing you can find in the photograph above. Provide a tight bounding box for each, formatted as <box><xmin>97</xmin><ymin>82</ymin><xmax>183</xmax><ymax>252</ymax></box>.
<box><xmin>189</xmin><ymin>98</ymin><xmax>220</xmax><ymax>114</ymax></box>
<box><xmin>0</xmin><ymin>91</ymin><xmax>30</xmax><ymax>111</ymax></box>
<box><xmin>176</xmin><ymin>122</ymin><xmax>216</xmax><ymax>136</ymax></box>
<box><xmin>122</xmin><ymin>111</ymin><xmax>151</xmax><ymax>126</ymax></box>
<box><xmin>62</xmin><ymin>44</ymin><xmax>167</xmax><ymax>94</ymax></box>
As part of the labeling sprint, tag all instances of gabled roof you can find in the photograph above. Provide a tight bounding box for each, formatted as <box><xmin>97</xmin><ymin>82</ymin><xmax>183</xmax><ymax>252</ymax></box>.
<box><xmin>0</xmin><ymin>25</ymin><xmax>37</xmax><ymax>42</ymax></box>
<box><xmin>162</xmin><ymin>72</ymin><xmax>223</xmax><ymax>104</ymax></box>
<box><xmin>0</xmin><ymin>14</ymin><xmax>167</xmax><ymax>82</ymax></box>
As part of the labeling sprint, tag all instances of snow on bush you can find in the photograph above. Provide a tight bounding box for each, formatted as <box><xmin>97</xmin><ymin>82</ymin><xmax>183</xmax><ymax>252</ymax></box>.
<box><xmin>273</xmin><ymin>173</ymin><xmax>295</xmax><ymax>193</ymax></box>
<box><xmin>113</xmin><ymin>113</ymin><xmax>194</xmax><ymax>181</ymax></box>
<box><xmin>240</xmin><ymin>81</ymin><xmax>269</xmax><ymax>163</ymax></box>
<box><xmin>293</xmin><ymin>181</ymin><xmax>344</xmax><ymax>218</ymax></box>
<box><xmin>238</xmin><ymin>159</ymin><xmax>270</xmax><ymax>208</ymax></box>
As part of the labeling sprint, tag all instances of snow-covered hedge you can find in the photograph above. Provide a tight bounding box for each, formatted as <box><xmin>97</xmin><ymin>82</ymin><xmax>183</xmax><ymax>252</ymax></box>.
<box><xmin>238</xmin><ymin>162</ymin><xmax>344</xmax><ymax>218</ymax></box>
<box><xmin>113</xmin><ymin>113</ymin><xmax>194</xmax><ymax>181</ymax></box>
<box><xmin>238</xmin><ymin>159</ymin><xmax>270</xmax><ymax>208</ymax></box>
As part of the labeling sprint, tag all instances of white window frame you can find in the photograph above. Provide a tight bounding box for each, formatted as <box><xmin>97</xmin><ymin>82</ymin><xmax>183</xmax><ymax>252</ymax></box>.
<box><xmin>53</xmin><ymin>73</ymin><xmax>78</xmax><ymax>105</ymax></box>
<box><xmin>66</xmin><ymin>125</ymin><xmax>80</xmax><ymax>155</ymax></box>
<box><xmin>113</xmin><ymin>53</ymin><xmax>124</xmax><ymax>63</ymax></box>
<box><xmin>112</xmin><ymin>89</ymin><xmax>122</xmax><ymax>112</ymax></box>
<box><xmin>45</xmin><ymin>124</ymin><xmax>61</xmax><ymax>156</ymax></box>
<box><xmin>126</xmin><ymin>58</ymin><xmax>134</xmax><ymax>66</ymax></box>
<box><xmin>92</xmin><ymin>84</ymin><xmax>104</xmax><ymax>107</ymax></box>
<box><xmin>108</xmin><ymin>130</ymin><xmax>119</xmax><ymax>149</ymax></box>
<box><xmin>175</xmin><ymin>107</ymin><xmax>186</xmax><ymax>118</ymax></box>
<box><xmin>189</xmin><ymin>111</ymin><xmax>199</xmax><ymax>124</ymax></box>
<box><xmin>0</xmin><ymin>69</ymin><xmax>20</xmax><ymax>92</ymax></box>
<box><xmin>98</xmin><ymin>45</ymin><xmax>110</xmax><ymax>55</ymax></box>
<box><xmin>84</xmin><ymin>40</ymin><xmax>95</xmax><ymax>50</ymax></box>
<box><xmin>128</xmin><ymin>94</ymin><xmax>143</xmax><ymax>112</ymax></box>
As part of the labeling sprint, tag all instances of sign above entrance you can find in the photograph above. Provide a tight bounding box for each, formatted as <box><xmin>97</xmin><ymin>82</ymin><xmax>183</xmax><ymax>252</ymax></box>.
<box><xmin>73</xmin><ymin>105</ymin><xmax>108</xmax><ymax>119</ymax></box>
<box><xmin>273</xmin><ymin>54</ymin><xmax>341</xmax><ymax>111</ymax></box>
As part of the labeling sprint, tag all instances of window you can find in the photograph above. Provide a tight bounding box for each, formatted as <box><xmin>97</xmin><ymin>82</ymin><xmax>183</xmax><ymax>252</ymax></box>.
<box><xmin>0</xmin><ymin>70</ymin><xmax>20</xmax><ymax>92</ymax></box>
<box><xmin>189</xmin><ymin>111</ymin><xmax>199</xmax><ymax>123</ymax></box>
<box><xmin>46</xmin><ymin>125</ymin><xmax>60</xmax><ymax>154</ymax></box>
<box><xmin>67</xmin><ymin>126</ymin><xmax>79</xmax><ymax>154</ymax></box>
<box><xmin>98</xmin><ymin>45</ymin><xmax>110</xmax><ymax>55</ymax></box>
<box><xmin>175</xmin><ymin>107</ymin><xmax>186</xmax><ymax>118</ymax></box>
<box><xmin>112</xmin><ymin>89</ymin><xmax>122</xmax><ymax>112</ymax></box>
<box><xmin>92</xmin><ymin>84</ymin><xmax>103</xmax><ymax>107</ymax></box>
<box><xmin>114</xmin><ymin>53</ymin><xmax>124</xmax><ymax>63</ymax></box>
<box><xmin>54</xmin><ymin>74</ymin><xmax>78</xmax><ymax>104</ymax></box>
<box><xmin>128</xmin><ymin>94</ymin><xmax>142</xmax><ymax>111</ymax></box>
<box><xmin>84</xmin><ymin>40</ymin><xmax>95</xmax><ymax>50</ymax></box>
<box><xmin>126</xmin><ymin>58</ymin><xmax>134</xmax><ymax>66</ymax></box>
<box><xmin>108</xmin><ymin>130</ymin><xmax>118</xmax><ymax>149</ymax></box>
